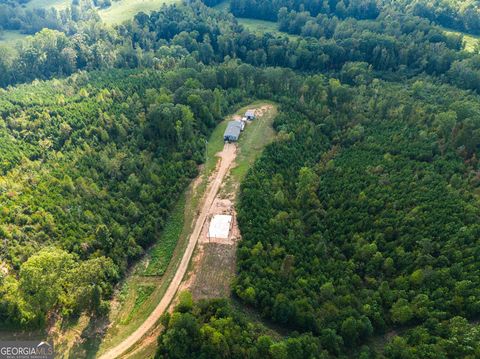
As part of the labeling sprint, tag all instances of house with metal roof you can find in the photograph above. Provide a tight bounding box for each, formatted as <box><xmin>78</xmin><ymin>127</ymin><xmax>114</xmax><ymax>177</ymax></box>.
<box><xmin>224</xmin><ymin>121</ymin><xmax>242</xmax><ymax>142</ymax></box>
<box><xmin>245</xmin><ymin>110</ymin><xmax>255</xmax><ymax>120</ymax></box>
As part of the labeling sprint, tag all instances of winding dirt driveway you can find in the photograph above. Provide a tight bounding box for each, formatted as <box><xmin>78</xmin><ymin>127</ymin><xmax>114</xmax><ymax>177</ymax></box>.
<box><xmin>98</xmin><ymin>143</ymin><xmax>237</xmax><ymax>359</ymax></box>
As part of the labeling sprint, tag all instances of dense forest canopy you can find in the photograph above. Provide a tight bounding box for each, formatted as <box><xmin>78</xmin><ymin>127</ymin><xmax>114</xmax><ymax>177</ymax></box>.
<box><xmin>230</xmin><ymin>0</ymin><xmax>380</xmax><ymax>21</ymax></box>
<box><xmin>394</xmin><ymin>0</ymin><xmax>480</xmax><ymax>35</ymax></box>
<box><xmin>2</xmin><ymin>0</ymin><xmax>480</xmax><ymax>93</ymax></box>
<box><xmin>1</xmin><ymin>0</ymin><xmax>480</xmax><ymax>357</ymax></box>
<box><xmin>156</xmin><ymin>295</ymin><xmax>326</xmax><ymax>358</ymax></box>
<box><xmin>0</xmin><ymin>61</ymin><xmax>279</xmax><ymax>326</ymax></box>
<box><xmin>0</xmin><ymin>0</ymin><xmax>104</xmax><ymax>35</ymax></box>
<box><xmin>235</xmin><ymin>76</ymin><xmax>480</xmax><ymax>356</ymax></box>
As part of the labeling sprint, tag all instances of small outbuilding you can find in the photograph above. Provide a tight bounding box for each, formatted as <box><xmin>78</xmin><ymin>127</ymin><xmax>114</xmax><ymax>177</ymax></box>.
<box><xmin>245</xmin><ymin>110</ymin><xmax>255</xmax><ymax>120</ymax></box>
<box><xmin>224</xmin><ymin>121</ymin><xmax>242</xmax><ymax>142</ymax></box>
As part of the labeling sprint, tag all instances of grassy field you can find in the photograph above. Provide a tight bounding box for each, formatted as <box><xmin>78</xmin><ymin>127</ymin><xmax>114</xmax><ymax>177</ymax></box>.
<box><xmin>22</xmin><ymin>0</ymin><xmax>177</xmax><ymax>24</ymax></box>
<box><xmin>99</xmin><ymin>0</ymin><xmax>177</xmax><ymax>24</ymax></box>
<box><xmin>221</xmin><ymin>101</ymin><xmax>278</xmax><ymax>196</ymax></box>
<box><xmin>231</xmin><ymin>102</ymin><xmax>277</xmax><ymax>181</ymax></box>
<box><xmin>213</xmin><ymin>1</ymin><xmax>295</xmax><ymax>38</ymax></box>
<box><xmin>143</xmin><ymin>197</ymin><xmax>186</xmax><ymax>276</ymax></box>
<box><xmin>441</xmin><ymin>26</ymin><xmax>480</xmax><ymax>52</ymax></box>
<box><xmin>0</xmin><ymin>30</ymin><xmax>28</xmax><ymax>46</ymax></box>
<box><xmin>24</xmin><ymin>0</ymin><xmax>67</xmax><ymax>10</ymax></box>
<box><xmin>237</xmin><ymin>18</ymin><xmax>279</xmax><ymax>33</ymax></box>
<box><xmin>237</xmin><ymin>18</ymin><xmax>300</xmax><ymax>39</ymax></box>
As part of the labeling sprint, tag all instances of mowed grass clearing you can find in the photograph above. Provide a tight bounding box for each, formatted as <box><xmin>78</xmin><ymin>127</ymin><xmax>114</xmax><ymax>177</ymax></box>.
<box><xmin>221</xmin><ymin>101</ymin><xmax>278</xmax><ymax>196</ymax></box>
<box><xmin>441</xmin><ymin>26</ymin><xmax>480</xmax><ymax>52</ymax></box>
<box><xmin>231</xmin><ymin>101</ymin><xmax>277</xmax><ymax>181</ymax></box>
<box><xmin>213</xmin><ymin>1</ymin><xmax>290</xmax><ymax>37</ymax></box>
<box><xmin>0</xmin><ymin>30</ymin><xmax>28</xmax><ymax>46</ymax></box>
<box><xmin>22</xmin><ymin>0</ymin><xmax>179</xmax><ymax>24</ymax></box>
<box><xmin>237</xmin><ymin>18</ymin><xmax>279</xmax><ymax>34</ymax></box>
<box><xmin>237</xmin><ymin>18</ymin><xmax>299</xmax><ymax>39</ymax></box>
<box><xmin>99</xmin><ymin>0</ymin><xmax>178</xmax><ymax>24</ymax></box>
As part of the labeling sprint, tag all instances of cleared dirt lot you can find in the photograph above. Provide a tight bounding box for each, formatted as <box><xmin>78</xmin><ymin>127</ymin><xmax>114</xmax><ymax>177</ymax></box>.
<box><xmin>190</xmin><ymin>243</ymin><xmax>237</xmax><ymax>300</ymax></box>
<box><xmin>182</xmin><ymin>103</ymin><xmax>277</xmax><ymax>302</ymax></box>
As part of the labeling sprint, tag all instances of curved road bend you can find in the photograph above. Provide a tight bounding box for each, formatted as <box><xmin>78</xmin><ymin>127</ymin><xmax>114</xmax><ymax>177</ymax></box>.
<box><xmin>98</xmin><ymin>143</ymin><xmax>237</xmax><ymax>359</ymax></box>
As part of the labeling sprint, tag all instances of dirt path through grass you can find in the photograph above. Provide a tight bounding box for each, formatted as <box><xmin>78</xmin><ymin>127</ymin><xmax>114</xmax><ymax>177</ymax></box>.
<box><xmin>98</xmin><ymin>143</ymin><xmax>237</xmax><ymax>359</ymax></box>
<box><xmin>98</xmin><ymin>102</ymin><xmax>276</xmax><ymax>358</ymax></box>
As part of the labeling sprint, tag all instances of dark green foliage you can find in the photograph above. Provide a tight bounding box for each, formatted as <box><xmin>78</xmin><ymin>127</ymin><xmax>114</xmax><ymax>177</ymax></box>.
<box><xmin>0</xmin><ymin>63</ymin><xmax>255</xmax><ymax>326</ymax></box>
<box><xmin>156</xmin><ymin>297</ymin><xmax>326</xmax><ymax>359</ymax></box>
<box><xmin>384</xmin><ymin>317</ymin><xmax>480</xmax><ymax>358</ymax></box>
<box><xmin>0</xmin><ymin>1</ymin><xmax>473</xmax><ymax>94</ymax></box>
<box><xmin>2</xmin><ymin>0</ymin><xmax>480</xmax><ymax>356</ymax></box>
<box><xmin>236</xmin><ymin>77</ymin><xmax>480</xmax><ymax>356</ymax></box>
<box><xmin>399</xmin><ymin>0</ymin><xmax>480</xmax><ymax>36</ymax></box>
<box><xmin>230</xmin><ymin>0</ymin><xmax>379</xmax><ymax>21</ymax></box>
<box><xmin>0</xmin><ymin>0</ymin><xmax>99</xmax><ymax>34</ymax></box>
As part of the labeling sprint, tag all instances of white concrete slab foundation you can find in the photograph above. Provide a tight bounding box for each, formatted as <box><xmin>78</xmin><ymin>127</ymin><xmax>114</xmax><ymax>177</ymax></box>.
<box><xmin>208</xmin><ymin>214</ymin><xmax>232</xmax><ymax>239</ymax></box>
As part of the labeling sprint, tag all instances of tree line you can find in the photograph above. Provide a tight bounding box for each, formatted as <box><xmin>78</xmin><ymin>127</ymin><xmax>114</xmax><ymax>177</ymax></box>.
<box><xmin>0</xmin><ymin>0</ymin><xmax>99</xmax><ymax>35</ymax></box>
<box><xmin>396</xmin><ymin>0</ymin><xmax>480</xmax><ymax>36</ymax></box>
<box><xmin>156</xmin><ymin>294</ymin><xmax>327</xmax><ymax>358</ymax></box>
<box><xmin>229</xmin><ymin>0</ymin><xmax>379</xmax><ymax>21</ymax></box>
<box><xmin>3</xmin><ymin>1</ymin><xmax>480</xmax><ymax>95</ymax></box>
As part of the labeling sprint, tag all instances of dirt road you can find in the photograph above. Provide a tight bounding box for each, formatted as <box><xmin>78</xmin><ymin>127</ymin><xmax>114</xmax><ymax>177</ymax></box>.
<box><xmin>98</xmin><ymin>143</ymin><xmax>237</xmax><ymax>359</ymax></box>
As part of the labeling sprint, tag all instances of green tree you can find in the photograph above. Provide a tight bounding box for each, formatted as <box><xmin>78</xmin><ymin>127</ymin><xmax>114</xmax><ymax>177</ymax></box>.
<box><xmin>19</xmin><ymin>248</ymin><xmax>75</xmax><ymax>318</ymax></box>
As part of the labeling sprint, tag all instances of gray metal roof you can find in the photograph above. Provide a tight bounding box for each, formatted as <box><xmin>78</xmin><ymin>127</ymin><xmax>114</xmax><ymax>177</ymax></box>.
<box><xmin>224</xmin><ymin>121</ymin><xmax>242</xmax><ymax>139</ymax></box>
<box><xmin>245</xmin><ymin>110</ymin><xmax>255</xmax><ymax>117</ymax></box>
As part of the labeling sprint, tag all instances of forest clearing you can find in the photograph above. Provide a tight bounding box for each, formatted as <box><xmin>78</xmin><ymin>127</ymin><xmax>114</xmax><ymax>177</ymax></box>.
<box><xmin>440</xmin><ymin>26</ymin><xmax>480</xmax><ymax>52</ymax></box>
<box><xmin>0</xmin><ymin>0</ymin><xmax>177</xmax><ymax>45</ymax></box>
<box><xmin>98</xmin><ymin>0</ymin><xmax>178</xmax><ymax>24</ymax></box>
<box><xmin>22</xmin><ymin>0</ymin><xmax>177</xmax><ymax>19</ymax></box>
<box><xmin>95</xmin><ymin>103</ymin><xmax>276</xmax><ymax>358</ymax></box>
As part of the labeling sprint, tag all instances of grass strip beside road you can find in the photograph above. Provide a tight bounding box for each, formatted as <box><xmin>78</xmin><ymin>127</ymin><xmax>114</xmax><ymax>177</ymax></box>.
<box><xmin>144</xmin><ymin>197</ymin><xmax>186</xmax><ymax>276</ymax></box>
<box><xmin>97</xmin><ymin>189</ymin><xmax>193</xmax><ymax>354</ymax></box>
